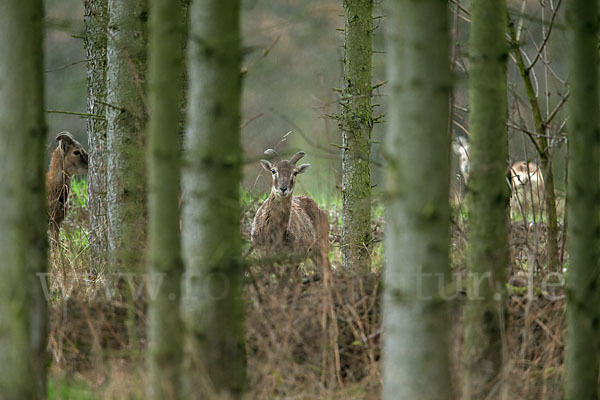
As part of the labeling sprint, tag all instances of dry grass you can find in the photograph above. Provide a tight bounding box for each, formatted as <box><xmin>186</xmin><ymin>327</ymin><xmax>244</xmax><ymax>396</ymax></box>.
<box><xmin>245</xmin><ymin>265</ymin><xmax>382</xmax><ymax>399</ymax></box>
<box><xmin>47</xmin><ymin>191</ymin><xmax>567</xmax><ymax>399</ymax></box>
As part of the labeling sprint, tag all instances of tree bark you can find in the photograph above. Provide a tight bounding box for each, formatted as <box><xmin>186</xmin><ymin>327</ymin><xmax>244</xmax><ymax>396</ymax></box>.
<box><xmin>181</xmin><ymin>0</ymin><xmax>246</xmax><ymax>397</ymax></box>
<box><xmin>507</xmin><ymin>15</ymin><xmax>560</xmax><ymax>273</ymax></box>
<box><xmin>146</xmin><ymin>0</ymin><xmax>185</xmax><ymax>397</ymax></box>
<box><xmin>0</xmin><ymin>1</ymin><xmax>48</xmax><ymax>397</ymax></box>
<box><xmin>84</xmin><ymin>0</ymin><xmax>109</xmax><ymax>271</ymax></box>
<box><xmin>341</xmin><ymin>0</ymin><xmax>373</xmax><ymax>270</ymax></box>
<box><xmin>462</xmin><ymin>1</ymin><xmax>509</xmax><ymax>399</ymax></box>
<box><xmin>382</xmin><ymin>1</ymin><xmax>452</xmax><ymax>399</ymax></box>
<box><xmin>106</xmin><ymin>0</ymin><xmax>148</xmax><ymax>271</ymax></box>
<box><xmin>106</xmin><ymin>0</ymin><xmax>148</xmax><ymax>351</ymax></box>
<box><xmin>564</xmin><ymin>0</ymin><xmax>600</xmax><ymax>398</ymax></box>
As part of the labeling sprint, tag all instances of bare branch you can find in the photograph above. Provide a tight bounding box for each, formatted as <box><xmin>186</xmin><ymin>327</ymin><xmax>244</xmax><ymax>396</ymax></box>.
<box><xmin>525</xmin><ymin>0</ymin><xmax>563</xmax><ymax>72</ymax></box>
<box><xmin>544</xmin><ymin>91</ymin><xmax>570</xmax><ymax>128</ymax></box>
<box><xmin>47</xmin><ymin>109</ymin><xmax>105</xmax><ymax>119</ymax></box>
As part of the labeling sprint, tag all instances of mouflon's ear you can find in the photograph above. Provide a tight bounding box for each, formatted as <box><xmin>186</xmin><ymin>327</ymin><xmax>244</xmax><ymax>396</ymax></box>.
<box><xmin>296</xmin><ymin>163</ymin><xmax>310</xmax><ymax>174</ymax></box>
<box><xmin>56</xmin><ymin>131</ymin><xmax>75</xmax><ymax>152</ymax></box>
<box><xmin>263</xmin><ymin>148</ymin><xmax>278</xmax><ymax>159</ymax></box>
<box><xmin>260</xmin><ymin>160</ymin><xmax>273</xmax><ymax>172</ymax></box>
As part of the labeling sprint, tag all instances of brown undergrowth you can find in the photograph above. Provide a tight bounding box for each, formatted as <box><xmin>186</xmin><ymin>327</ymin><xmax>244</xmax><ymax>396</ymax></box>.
<box><xmin>244</xmin><ymin>265</ymin><xmax>382</xmax><ymax>399</ymax></box>
<box><xmin>452</xmin><ymin>213</ymin><xmax>566</xmax><ymax>400</ymax></box>
<box><xmin>47</xmin><ymin>193</ymin><xmax>567</xmax><ymax>399</ymax></box>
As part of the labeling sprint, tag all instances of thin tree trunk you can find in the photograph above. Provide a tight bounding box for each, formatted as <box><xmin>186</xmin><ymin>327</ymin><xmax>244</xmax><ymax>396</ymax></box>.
<box><xmin>564</xmin><ymin>0</ymin><xmax>600</xmax><ymax>398</ymax></box>
<box><xmin>105</xmin><ymin>0</ymin><xmax>148</xmax><ymax>347</ymax></box>
<box><xmin>84</xmin><ymin>0</ymin><xmax>109</xmax><ymax>271</ymax></box>
<box><xmin>462</xmin><ymin>1</ymin><xmax>509</xmax><ymax>399</ymax></box>
<box><xmin>341</xmin><ymin>0</ymin><xmax>373</xmax><ymax>270</ymax></box>
<box><xmin>382</xmin><ymin>1</ymin><xmax>452</xmax><ymax>399</ymax></box>
<box><xmin>181</xmin><ymin>0</ymin><xmax>246</xmax><ymax>397</ymax></box>
<box><xmin>146</xmin><ymin>0</ymin><xmax>185</xmax><ymax>397</ymax></box>
<box><xmin>507</xmin><ymin>15</ymin><xmax>560</xmax><ymax>273</ymax></box>
<box><xmin>0</xmin><ymin>1</ymin><xmax>48</xmax><ymax>397</ymax></box>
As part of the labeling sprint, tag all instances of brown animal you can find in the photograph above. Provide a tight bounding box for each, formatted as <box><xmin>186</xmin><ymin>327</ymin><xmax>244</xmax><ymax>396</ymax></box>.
<box><xmin>251</xmin><ymin>149</ymin><xmax>330</xmax><ymax>271</ymax></box>
<box><xmin>46</xmin><ymin>131</ymin><xmax>89</xmax><ymax>238</ymax></box>
<box><xmin>508</xmin><ymin>161</ymin><xmax>545</xmax><ymax>217</ymax></box>
<box><xmin>452</xmin><ymin>136</ymin><xmax>545</xmax><ymax>218</ymax></box>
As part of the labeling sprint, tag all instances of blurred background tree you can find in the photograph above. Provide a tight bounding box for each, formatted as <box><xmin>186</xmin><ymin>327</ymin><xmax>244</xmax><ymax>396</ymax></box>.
<box><xmin>43</xmin><ymin>0</ymin><xmax>388</xmax><ymax>200</ymax></box>
<box><xmin>44</xmin><ymin>0</ymin><xmax>569</xmax><ymax>214</ymax></box>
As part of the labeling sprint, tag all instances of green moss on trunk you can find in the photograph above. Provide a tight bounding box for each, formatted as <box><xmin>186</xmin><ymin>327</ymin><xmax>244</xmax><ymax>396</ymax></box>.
<box><xmin>341</xmin><ymin>0</ymin><xmax>373</xmax><ymax>270</ymax></box>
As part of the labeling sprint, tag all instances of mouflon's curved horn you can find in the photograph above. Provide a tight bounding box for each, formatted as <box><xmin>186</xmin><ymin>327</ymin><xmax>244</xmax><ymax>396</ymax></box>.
<box><xmin>289</xmin><ymin>151</ymin><xmax>305</xmax><ymax>164</ymax></box>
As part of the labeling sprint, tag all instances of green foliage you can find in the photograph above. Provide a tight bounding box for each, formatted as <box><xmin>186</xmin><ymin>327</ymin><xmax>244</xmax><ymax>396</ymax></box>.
<box><xmin>60</xmin><ymin>224</ymin><xmax>89</xmax><ymax>250</ymax></box>
<box><xmin>241</xmin><ymin>189</ymin><xmax>268</xmax><ymax>207</ymax></box>
<box><xmin>451</xmin><ymin>205</ymin><xmax>468</xmax><ymax>222</ymax></box>
<box><xmin>70</xmin><ymin>177</ymin><xmax>88</xmax><ymax>209</ymax></box>
<box><xmin>48</xmin><ymin>377</ymin><xmax>96</xmax><ymax>400</ymax></box>
<box><xmin>59</xmin><ymin>177</ymin><xmax>89</xmax><ymax>250</ymax></box>
<box><xmin>372</xmin><ymin>202</ymin><xmax>384</xmax><ymax>220</ymax></box>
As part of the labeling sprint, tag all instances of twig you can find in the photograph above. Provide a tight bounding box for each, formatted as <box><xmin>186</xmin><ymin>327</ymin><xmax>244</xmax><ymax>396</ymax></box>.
<box><xmin>525</xmin><ymin>0</ymin><xmax>563</xmax><ymax>72</ymax></box>
<box><xmin>447</xmin><ymin>0</ymin><xmax>471</xmax><ymax>21</ymax></box>
<box><xmin>242</xmin><ymin>35</ymin><xmax>281</xmax><ymax>75</ymax></box>
<box><xmin>240</xmin><ymin>113</ymin><xmax>263</xmax><ymax>130</ymax></box>
<box><xmin>47</xmin><ymin>109</ymin><xmax>105</xmax><ymax>119</ymax></box>
<box><xmin>45</xmin><ymin>59</ymin><xmax>90</xmax><ymax>73</ymax></box>
<box><xmin>453</xmin><ymin>119</ymin><xmax>470</xmax><ymax>137</ymax></box>
<box><xmin>515</xmin><ymin>0</ymin><xmax>527</xmax><ymax>42</ymax></box>
<box><xmin>271</xmin><ymin>108</ymin><xmax>339</xmax><ymax>156</ymax></box>
<box><xmin>544</xmin><ymin>91</ymin><xmax>569</xmax><ymax>127</ymax></box>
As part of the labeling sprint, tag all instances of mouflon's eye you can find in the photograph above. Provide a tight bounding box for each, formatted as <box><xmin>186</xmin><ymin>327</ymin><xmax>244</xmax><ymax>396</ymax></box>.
<box><xmin>271</xmin><ymin>169</ymin><xmax>276</xmax><ymax>174</ymax></box>
<box><xmin>73</xmin><ymin>150</ymin><xmax>80</xmax><ymax>156</ymax></box>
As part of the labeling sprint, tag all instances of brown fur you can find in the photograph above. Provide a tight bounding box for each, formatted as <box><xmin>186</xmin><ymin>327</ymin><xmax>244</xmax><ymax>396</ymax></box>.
<box><xmin>452</xmin><ymin>137</ymin><xmax>545</xmax><ymax>215</ymax></box>
<box><xmin>509</xmin><ymin>161</ymin><xmax>544</xmax><ymax>188</ymax></box>
<box><xmin>251</xmin><ymin>151</ymin><xmax>330</xmax><ymax>270</ymax></box>
<box><xmin>508</xmin><ymin>161</ymin><xmax>545</xmax><ymax>216</ymax></box>
<box><xmin>46</xmin><ymin>132</ymin><xmax>89</xmax><ymax>238</ymax></box>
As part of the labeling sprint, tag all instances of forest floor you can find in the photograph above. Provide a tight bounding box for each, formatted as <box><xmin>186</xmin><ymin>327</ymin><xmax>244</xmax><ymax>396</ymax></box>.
<box><xmin>47</xmin><ymin>181</ymin><xmax>566</xmax><ymax>399</ymax></box>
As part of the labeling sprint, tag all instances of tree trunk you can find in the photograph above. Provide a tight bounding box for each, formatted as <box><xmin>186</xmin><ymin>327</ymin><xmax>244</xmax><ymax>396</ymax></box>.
<box><xmin>462</xmin><ymin>1</ymin><xmax>509</xmax><ymax>399</ymax></box>
<box><xmin>564</xmin><ymin>0</ymin><xmax>600</xmax><ymax>398</ymax></box>
<box><xmin>507</xmin><ymin>15</ymin><xmax>560</xmax><ymax>273</ymax></box>
<box><xmin>105</xmin><ymin>0</ymin><xmax>148</xmax><ymax>346</ymax></box>
<box><xmin>181</xmin><ymin>0</ymin><xmax>246</xmax><ymax>397</ymax></box>
<box><xmin>382</xmin><ymin>1</ymin><xmax>452</xmax><ymax>399</ymax></box>
<box><xmin>146</xmin><ymin>0</ymin><xmax>185</xmax><ymax>397</ymax></box>
<box><xmin>0</xmin><ymin>1</ymin><xmax>48</xmax><ymax>398</ymax></box>
<box><xmin>84</xmin><ymin>0</ymin><xmax>109</xmax><ymax>271</ymax></box>
<box><xmin>106</xmin><ymin>0</ymin><xmax>148</xmax><ymax>269</ymax></box>
<box><xmin>341</xmin><ymin>0</ymin><xmax>373</xmax><ymax>270</ymax></box>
